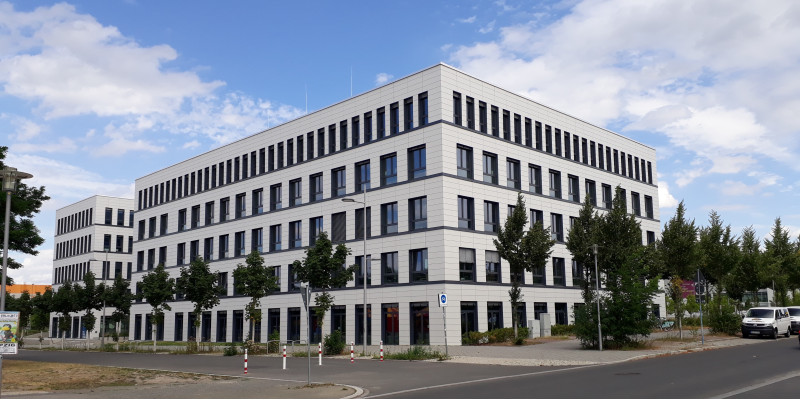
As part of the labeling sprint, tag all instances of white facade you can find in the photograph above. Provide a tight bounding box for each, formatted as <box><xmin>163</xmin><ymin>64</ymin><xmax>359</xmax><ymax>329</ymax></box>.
<box><xmin>129</xmin><ymin>64</ymin><xmax>663</xmax><ymax>345</ymax></box>
<box><xmin>52</xmin><ymin>195</ymin><xmax>134</xmax><ymax>338</ymax></box>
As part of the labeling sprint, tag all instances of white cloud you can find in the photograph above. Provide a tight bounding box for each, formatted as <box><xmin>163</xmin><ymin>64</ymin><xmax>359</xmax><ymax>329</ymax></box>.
<box><xmin>11</xmin><ymin>137</ymin><xmax>77</xmax><ymax>153</ymax></box>
<box><xmin>93</xmin><ymin>131</ymin><xmax>166</xmax><ymax>156</ymax></box>
<box><xmin>447</xmin><ymin>0</ymin><xmax>800</xmax><ymax>179</ymax></box>
<box><xmin>375</xmin><ymin>73</ymin><xmax>394</xmax><ymax>86</ymax></box>
<box><xmin>674</xmin><ymin>168</ymin><xmax>705</xmax><ymax>187</ymax></box>
<box><xmin>12</xmin><ymin>248</ymin><xmax>53</xmax><ymax>285</ymax></box>
<box><xmin>458</xmin><ymin>16</ymin><xmax>477</xmax><ymax>24</ymax></box>
<box><xmin>658</xmin><ymin>181</ymin><xmax>678</xmax><ymax>208</ymax></box>
<box><xmin>4</xmin><ymin>153</ymin><xmax>134</xmax><ymax>207</ymax></box>
<box><xmin>182</xmin><ymin>140</ymin><xmax>201</xmax><ymax>149</ymax></box>
<box><xmin>479</xmin><ymin>20</ymin><xmax>496</xmax><ymax>34</ymax></box>
<box><xmin>0</xmin><ymin>2</ymin><xmax>224</xmax><ymax>119</ymax></box>
<box><xmin>9</xmin><ymin>117</ymin><xmax>44</xmax><ymax>141</ymax></box>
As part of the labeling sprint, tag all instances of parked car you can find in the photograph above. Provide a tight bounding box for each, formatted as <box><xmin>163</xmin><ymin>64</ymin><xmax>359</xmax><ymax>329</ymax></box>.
<box><xmin>787</xmin><ymin>306</ymin><xmax>800</xmax><ymax>335</ymax></box>
<box><xmin>741</xmin><ymin>307</ymin><xmax>791</xmax><ymax>339</ymax></box>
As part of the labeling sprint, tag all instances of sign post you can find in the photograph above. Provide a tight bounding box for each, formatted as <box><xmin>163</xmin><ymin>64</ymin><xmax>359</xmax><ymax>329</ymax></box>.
<box><xmin>438</xmin><ymin>293</ymin><xmax>448</xmax><ymax>357</ymax></box>
<box><xmin>0</xmin><ymin>311</ymin><xmax>20</xmax><ymax>397</ymax></box>
<box><xmin>300</xmin><ymin>285</ymin><xmax>312</xmax><ymax>386</ymax></box>
<box><xmin>697</xmin><ymin>270</ymin><xmax>705</xmax><ymax>345</ymax></box>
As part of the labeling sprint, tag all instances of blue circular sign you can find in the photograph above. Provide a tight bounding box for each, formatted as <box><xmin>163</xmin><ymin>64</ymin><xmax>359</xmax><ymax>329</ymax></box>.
<box><xmin>440</xmin><ymin>294</ymin><xmax>447</xmax><ymax>303</ymax></box>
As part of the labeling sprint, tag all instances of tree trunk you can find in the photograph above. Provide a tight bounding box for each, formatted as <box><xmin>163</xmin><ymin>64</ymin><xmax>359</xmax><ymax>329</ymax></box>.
<box><xmin>153</xmin><ymin>326</ymin><xmax>157</xmax><ymax>353</ymax></box>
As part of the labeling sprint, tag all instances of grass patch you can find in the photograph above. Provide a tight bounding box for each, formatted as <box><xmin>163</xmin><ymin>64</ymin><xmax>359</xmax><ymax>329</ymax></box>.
<box><xmin>378</xmin><ymin>346</ymin><xmax>449</xmax><ymax>361</ymax></box>
<box><xmin>2</xmin><ymin>360</ymin><xmax>232</xmax><ymax>392</ymax></box>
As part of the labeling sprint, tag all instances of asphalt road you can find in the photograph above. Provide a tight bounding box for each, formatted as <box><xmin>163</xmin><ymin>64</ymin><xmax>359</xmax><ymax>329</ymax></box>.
<box><xmin>10</xmin><ymin>336</ymin><xmax>800</xmax><ymax>398</ymax></box>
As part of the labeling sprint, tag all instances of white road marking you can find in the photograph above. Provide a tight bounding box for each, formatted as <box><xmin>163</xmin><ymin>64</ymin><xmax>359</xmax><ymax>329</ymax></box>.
<box><xmin>712</xmin><ymin>371</ymin><xmax>800</xmax><ymax>399</ymax></box>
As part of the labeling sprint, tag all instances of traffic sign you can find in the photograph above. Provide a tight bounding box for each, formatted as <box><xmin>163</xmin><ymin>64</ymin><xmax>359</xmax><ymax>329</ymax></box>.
<box><xmin>439</xmin><ymin>293</ymin><xmax>448</xmax><ymax>307</ymax></box>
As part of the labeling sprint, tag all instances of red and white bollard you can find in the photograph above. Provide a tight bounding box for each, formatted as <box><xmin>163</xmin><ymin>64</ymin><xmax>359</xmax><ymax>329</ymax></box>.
<box><xmin>318</xmin><ymin>342</ymin><xmax>322</xmax><ymax>366</ymax></box>
<box><xmin>380</xmin><ymin>340</ymin><xmax>384</xmax><ymax>362</ymax></box>
<box><xmin>244</xmin><ymin>349</ymin><xmax>248</xmax><ymax>374</ymax></box>
<box><xmin>282</xmin><ymin>345</ymin><xmax>287</xmax><ymax>370</ymax></box>
<box><xmin>350</xmin><ymin>342</ymin><xmax>354</xmax><ymax>363</ymax></box>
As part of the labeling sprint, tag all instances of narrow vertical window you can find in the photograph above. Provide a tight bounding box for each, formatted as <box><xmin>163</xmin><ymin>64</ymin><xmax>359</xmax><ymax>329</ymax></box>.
<box><xmin>418</xmin><ymin>92</ymin><xmax>428</xmax><ymax>126</ymax></box>
<box><xmin>403</xmin><ymin>97</ymin><xmax>413</xmax><ymax>131</ymax></box>
<box><xmin>389</xmin><ymin>102</ymin><xmax>399</xmax><ymax>135</ymax></box>
<box><xmin>453</xmin><ymin>92</ymin><xmax>462</xmax><ymax>125</ymax></box>
<box><xmin>478</xmin><ymin>101</ymin><xmax>487</xmax><ymax>133</ymax></box>
<box><xmin>456</xmin><ymin>145</ymin><xmax>473</xmax><ymax>179</ymax></box>
<box><xmin>466</xmin><ymin>97</ymin><xmax>475</xmax><ymax>129</ymax></box>
<box><xmin>408</xmin><ymin>146</ymin><xmax>426</xmax><ymax>179</ymax></box>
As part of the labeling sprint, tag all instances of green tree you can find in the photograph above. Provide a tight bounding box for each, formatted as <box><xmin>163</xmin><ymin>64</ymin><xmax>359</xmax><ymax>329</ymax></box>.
<box><xmin>30</xmin><ymin>288</ymin><xmax>53</xmax><ymax>348</ymax></box>
<box><xmin>657</xmin><ymin>201</ymin><xmax>697</xmax><ymax>339</ymax></box>
<box><xmin>763</xmin><ymin>218</ymin><xmax>797</xmax><ymax>306</ymax></box>
<box><xmin>16</xmin><ymin>291</ymin><xmax>33</xmax><ymax>337</ymax></box>
<box><xmin>139</xmin><ymin>264</ymin><xmax>175</xmax><ymax>351</ymax></box>
<box><xmin>75</xmin><ymin>271</ymin><xmax>102</xmax><ymax>344</ymax></box>
<box><xmin>292</xmin><ymin>231</ymin><xmax>354</xmax><ymax>346</ymax></box>
<box><xmin>176</xmin><ymin>256</ymin><xmax>220</xmax><ymax>344</ymax></box>
<box><xmin>0</xmin><ymin>146</ymin><xmax>50</xmax><ymax>281</ymax></box>
<box><xmin>233</xmin><ymin>251</ymin><xmax>279</xmax><ymax>341</ymax></box>
<box><xmin>106</xmin><ymin>277</ymin><xmax>134</xmax><ymax>349</ymax></box>
<box><xmin>493</xmin><ymin>194</ymin><xmax>528</xmax><ymax>339</ymax></box>
<box><xmin>566</xmin><ymin>196</ymin><xmax>601</xmax><ymax>297</ymax></box>
<box><xmin>698</xmin><ymin>211</ymin><xmax>740</xmax><ymax>306</ymax></box>
<box><xmin>52</xmin><ymin>282</ymin><xmax>78</xmax><ymax>349</ymax></box>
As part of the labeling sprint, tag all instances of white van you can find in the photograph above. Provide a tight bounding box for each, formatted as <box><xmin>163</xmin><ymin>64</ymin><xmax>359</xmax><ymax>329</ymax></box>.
<box><xmin>787</xmin><ymin>306</ymin><xmax>800</xmax><ymax>335</ymax></box>
<box><xmin>741</xmin><ymin>307</ymin><xmax>791</xmax><ymax>338</ymax></box>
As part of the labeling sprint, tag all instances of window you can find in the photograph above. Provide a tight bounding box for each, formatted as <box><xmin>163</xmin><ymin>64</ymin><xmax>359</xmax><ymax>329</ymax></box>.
<box><xmin>590</xmin><ymin>141</ymin><xmax>597</xmax><ymax>166</ymax></box>
<box><xmin>602</xmin><ymin>184</ymin><xmax>613</xmax><ymax>208</ymax></box>
<box><xmin>418</xmin><ymin>92</ymin><xmax>428</xmax><ymax>126</ymax></box>
<box><xmin>289</xmin><ymin>221</ymin><xmax>301</xmax><ymax>249</ymax></box>
<box><xmin>568</xmin><ymin>175</ymin><xmax>580</xmax><ymax>202</ymax></box>
<box><xmin>409</xmin><ymin>248</ymin><xmax>428</xmax><ymax>282</ymax></box>
<box><xmin>459</xmin><ymin>248</ymin><xmax>476</xmax><ymax>282</ymax></box>
<box><xmin>328</xmin><ymin>125</ymin><xmax>336</xmax><ymax>154</ymax></box>
<box><xmin>408</xmin><ymin>146</ymin><xmax>426</xmax><ymax>179</ymax></box>
<box><xmin>555</xmin><ymin>303</ymin><xmax>568</xmax><ymax>326</ymax></box>
<box><xmin>352</xmin><ymin>116</ymin><xmax>360</xmax><ymax>146</ymax></box>
<box><xmin>234</xmin><ymin>231</ymin><xmax>245</xmax><ymax>257</ymax></box>
<box><xmin>219</xmin><ymin>234</ymin><xmax>229</xmax><ymax>259</ymax></box>
<box><xmin>554</xmin><ymin>128</ymin><xmax>562</xmax><ymax>156</ymax></box>
<box><xmin>545</xmin><ymin>125</ymin><xmax>552</xmax><ymax>153</ymax></box>
<box><xmin>317</xmin><ymin>128</ymin><xmax>325</xmax><ymax>157</ymax></box>
<box><xmin>252</xmin><ymin>228</ymin><xmax>263</xmax><ymax>253</ymax></box>
<box><xmin>191</xmin><ymin>205</ymin><xmax>200</xmax><ymax>228</ymax></box>
<box><xmin>148</xmin><ymin>217</ymin><xmax>156</xmax><ymax>238</ymax></box>
<box><xmin>644</xmin><ymin>195</ymin><xmax>654</xmax><ymax>218</ymax></box>
<box><xmin>289</xmin><ymin>179</ymin><xmax>302</xmax><ymax>206</ymax></box>
<box><xmin>484</xmin><ymin>201</ymin><xmax>499</xmax><ymax>233</ymax></box>
<box><xmin>478</xmin><ymin>101</ymin><xmax>487</xmax><ymax>133</ymax></box>
<box><xmin>340</xmin><ymin>121</ymin><xmax>348</xmax><ymax>150</ymax></box>
<box><xmin>483</xmin><ymin>152</ymin><xmax>498</xmax><ymax>184</ymax></box>
<box><xmin>491</xmin><ymin>106</ymin><xmax>499</xmax><ymax>137</ymax></box>
<box><xmin>269</xmin><ymin>185</ymin><xmax>281</xmax><ymax>211</ymax></box>
<box><xmin>297</xmin><ymin>135</ymin><xmax>304</xmax><ymax>163</ymax></box>
<box><xmin>331</xmin><ymin>212</ymin><xmax>346</xmax><ymax>243</ymax></box>
<box><xmin>572</xmin><ymin>260</ymin><xmax>585</xmax><ymax>287</ymax></box>
<box><xmin>204</xmin><ymin>237</ymin><xmax>214</xmax><ymax>261</ymax></box>
<box><xmin>409</xmin><ymin>197</ymin><xmax>427</xmax><ymax>230</ymax></box>
<box><xmin>502</xmin><ymin>110</ymin><xmax>511</xmax><ymax>140</ymax></box>
<box><xmin>403</xmin><ymin>97</ymin><xmax>413</xmax><ymax>131</ymax></box>
<box><xmin>647</xmin><ymin>231</ymin><xmax>656</xmax><ymax>245</ymax></box>
<box><xmin>506</xmin><ymin>159</ymin><xmax>521</xmax><ymax>189</ymax></box>
<box><xmin>458</xmin><ymin>196</ymin><xmax>475</xmax><ymax>229</ymax></box>
<box><xmin>355</xmin><ymin>206</ymin><xmax>372</xmax><ymax>239</ymax></box>
<box><xmin>364</xmin><ymin>111</ymin><xmax>373</xmax><ymax>142</ymax></box>
<box><xmin>573</xmin><ymin>135</ymin><xmax>581</xmax><ymax>162</ymax></box>
<box><xmin>355</xmin><ymin>161</ymin><xmax>371</xmax><ymax>191</ymax></box>
<box><xmin>309</xmin><ymin>216</ymin><xmax>323</xmax><ymax>246</ymax></box>
<box><xmin>204</xmin><ymin>202</ymin><xmax>215</xmax><ymax>226</ymax></box>
<box><xmin>485</xmin><ymin>250</ymin><xmax>500</xmax><ymax>283</ymax></box>
<box><xmin>390</xmin><ymin>102</ymin><xmax>399</xmax><ymax>135</ymax></box>
<box><xmin>582</xmin><ymin>138</ymin><xmax>589</xmax><ymax>164</ymax></box>
<box><xmin>310</xmin><ymin>173</ymin><xmax>323</xmax><ymax>202</ymax></box>
<box><xmin>380</xmin><ymin>153</ymin><xmax>397</xmax><ymax>185</ymax></box>
<box><xmin>382</xmin><ymin>303</ymin><xmax>399</xmax><ymax>345</ymax></box>
<box><xmin>550</xmin><ymin>213</ymin><xmax>564</xmax><ymax>242</ymax></box>
<box><xmin>381</xmin><ymin>252</ymin><xmax>399</xmax><ymax>284</ymax></box>
<box><xmin>586</xmin><ymin>180</ymin><xmax>597</xmax><ymax>206</ymax></box>
<box><xmin>514</xmin><ymin>114</ymin><xmax>522</xmax><ymax>143</ymax></box>
<box><xmin>269</xmin><ymin>225</ymin><xmax>281</xmax><ymax>251</ymax></box>
<box><xmin>220</xmin><ymin>197</ymin><xmax>230</xmax><ymax>222</ymax></box>
<box><xmin>534</xmin><ymin>302</ymin><xmax>548</xmax><ymax>320</ymax></box>
<box><xmin>355</xmin><ymin>255</ymin><xmax>372</xmax><ymax>287</ymax></box>
<box><xmin>177</xmin><ymin>243</ymin><xmax>185</xmax><ymax>265</ymax></box>
<box><xmin>456</xmin><ymin>145</ymin><xmax>473</xmax><ymax>178</ymax></box>
<box><xmin>564</xmin><ymin>132</ymin><xmax>571</xmax><ymax>159</ymax></box>
<box><xmin>619</xmin><ymin>188</ymin><xmax>627</xmax><ymax>210</ymax></box>
<box><xmin>235</xmin><ymin>193</ymin><xmax>246</xmax><ymax>219</ymax></box>
<box><xmin>453</xmin><ymin>91</ymin><xmax>462</xmax><ymax>125</ymax></box>
<box><xmin>530</xmin><ymin>209</ymin><xmax>544</xmax><ymax>225</ymax></box>
<box><xmin>116</xmin><ymin>209</ymin><xmax>125</xmax><ymax>226</ymax></box>
<box><xmin>529</xmin><ymin>164</ymin><xmax>542</xmax><ymax>194</ymax></box>
<box><xmin>105</xmin><ymin>208</ymin><xmax>112</xmax><ymax>224</ymax></box>
<box><xmin>465</xmin><ymin>96</ymin><xmax>475</xmax><ymax>129</ymax></box>
<box><xmin>253</xmin><ymin>189</ymin><xmax>264</xmax><ymax>214</ymax></box>
<box><xmin>381</xmin><ymin>202</ymin><xmax>398</xmax><ymax>234</ymax></box>
<box><xmin>487</xmin><ymin>302</ymin><xmax>503</xmax><ymax>331</ymax></box>
<box><xmin>549</xmin><ymin>170</ymin><xmax>561</xmax><ymax>198</ymax></box>
<box><xmin>307</xmin><ymin>132</ymin><xmax>314</xmax><ymax>160</ymax></box>
<box><xmin>553</xmin><ymin>257</ymin><xmax>566</xmax><ymax>286</ymax></box>
<box><xmin>104</xmin><ymin>233</ymin><xmax>112</xmax><ymax>251</ymax></box>
<box><xmin>631</xmin><ymin>192</ymin><xmax>641</xmax><ymax>216</ymax></box>
<box><xmin>377</xmin><ymin>107</ymin><xmax>386</xmax><ymax>138</ymax></box>
<box><xmin>331</xmin><ymin>167</ymin><xmax>346</xmax><ymax>197</ymax></box>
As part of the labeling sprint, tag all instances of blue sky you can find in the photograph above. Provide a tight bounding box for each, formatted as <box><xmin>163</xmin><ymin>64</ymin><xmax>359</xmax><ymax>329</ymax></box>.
<box><xmin>2</xmin><ymin>0</ymin><xmax>799</xmax><ymax>284</ymax></box>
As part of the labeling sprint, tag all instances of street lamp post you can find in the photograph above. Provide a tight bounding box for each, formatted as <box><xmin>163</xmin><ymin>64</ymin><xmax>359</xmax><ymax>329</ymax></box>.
<box><xmin>592</xmin><ymin>244</ymin><xmax>602</xmax><ymax>351</ymax></box>
<box><xmin>342</xmin><ymin>186</ymin><xmax>367</xmax><ymax>355</ymax></box>
<box><xmin>1</xmin><ymin>166</ymin><xmax>34</xmax><ymax>312</ymax></box>
<box><xmin>100</xmin><ymin>250</ymin><xmax>109</xmax><ymax>347</ymax></box>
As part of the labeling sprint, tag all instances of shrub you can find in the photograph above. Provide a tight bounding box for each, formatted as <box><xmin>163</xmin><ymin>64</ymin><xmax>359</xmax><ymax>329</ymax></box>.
<box><xmin>709</xmin><ymin>297</ymin><xmax>741</xmax><ymax>335</ymax></box>
<box><xmin>552</xmin><ymin>324</ymin><xmax>575</xmax><ymax>336</ymax></box>
<box><xmin>461</xmin><ymin>327</ymin><xmax>530</xmax><ymax>345</ymax></box>
<box><xmin>323</xmin><ymin>330</ymin><xmax>346</xmax><ymax>355</ymax></box>
<box><xmin>383</xmin><ymin>346</ymin><xmax>448</xmax><ymax>361</ymax></box>
<box><xmin>267</xmin><ymin>330</ymin><xmax>280</xmax><ymax>353</ymax></box>
<box><xmin>223</xmin><ymin>343</ymin><xmax>238</xmax><ymax>356</ymax></box>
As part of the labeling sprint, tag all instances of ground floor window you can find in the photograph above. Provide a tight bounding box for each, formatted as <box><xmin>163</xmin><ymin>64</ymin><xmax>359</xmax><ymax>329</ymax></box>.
<box><xmin>355</xmin><ymin>304</ymin><xmax>372</xmax><ymax>346</ymax></box>
<box><xmin>487</xmin><ymin>302</ymin><xmax>503</xmax><ymax>331</ymax></box>
<box><xmin>288</xmin><ymin>308</ymin><xmax>301</xmax><ymax>341</ymax></box>
<box><xmin>514</xmin><ymin>303</ymin><xmax>527</xmax><ymax>328</ymax></box>
<box><xmin>310</xmin><ymin>307</ymin><xmax>322</xmax><ymax>344</ymax></box>
<box><xmin>268</xmin><ymin>308</ymin><xmax>281</xmax><ymax>340</ymax></box>
<box><xmin>554</xmin><ymin>303</ymin><xmax>568</xmax><ymax>325</ymax></box>
<box><xmin>201</xmin><ymin>312</ymin><xmax>212</xmax><ymax>342</ymax></box>
<box><xmin>216</xmin><ymin>311</ymin><xmax>227</xmax><ymax>342</ymax></box>
<box><xmin>331</xmin><ymin>306</ymin><xmax>346</xmax><ymax>335</ymax></box>
<box><xmin>134</xmin><ymin>314</ymin><xmax>142</xmax><ymax>340</ymax></box>
<box><xmin>144</xmin><ymin>314</ymin><xmax>152</xmax><ymax>341</ymax></box>
<box><xmin>174</xmin><ymin>312</ymin><xmax>184</xmax><ymax>341</ymax></box>
<box><xmin>233</xmin><ymin>310</ymin><xmax>244</xmax><ymax>342</ymax></box>
<box><xmin>187</xmin><ymin>313</ymin><xmax>197</xmax><ymax>340</ymax></box>
<box><xmin>460</xmin><ymin>301</ymin><xmax>477</xmax><ymax>336</ymax></box>
<box><xmin>410</xmin><ymin>302</ymin><xmax>429</xmax><ymax>345</ymax></box>
<box><xmin>533</xmin><ymin>302</ymin><xmax>548</xmax><ymax>320</ymax></box>
<box><xmin>382</xmin><ymin>303</ymin><xmax>399</xmax><ymax>345</ymax></box>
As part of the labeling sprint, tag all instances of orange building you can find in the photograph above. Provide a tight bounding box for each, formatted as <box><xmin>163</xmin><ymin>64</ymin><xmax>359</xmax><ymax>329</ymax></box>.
<box><xmin>5</xmin><ymin>284</ymin><xmax>51</xmax><ymax>298</ymax></box>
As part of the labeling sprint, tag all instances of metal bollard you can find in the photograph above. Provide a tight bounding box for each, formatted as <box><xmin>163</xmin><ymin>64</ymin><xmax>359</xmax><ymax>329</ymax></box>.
<box><xmin>244</xmin><ymin>349</ymin><xmax>248</xmax><ymax>374</ymax></box>
<box><xmin>380</xmin><ymin>340</ymin><xmax>384</xmax><ymax>361</ymax></box>
<box><xmin>282</xmin><ymin>345</ymin><xmax>287</xmax><ymax>370</ymax></box>
<box><xmin>318</xmin><ymin>342</ymin><xmax>322</xmax><ymax>366</ymax></box>
<box><xmin>350</xmin><ymin>342</ymin><xmax>354</xmax><ymax>363</ymax></box>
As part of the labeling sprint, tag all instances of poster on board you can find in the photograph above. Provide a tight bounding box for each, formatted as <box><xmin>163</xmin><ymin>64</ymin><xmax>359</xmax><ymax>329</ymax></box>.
<box><xmin>0</xmin><ymin>311</ymin><xmax>20</xmax><ymax>354</ymax></box>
